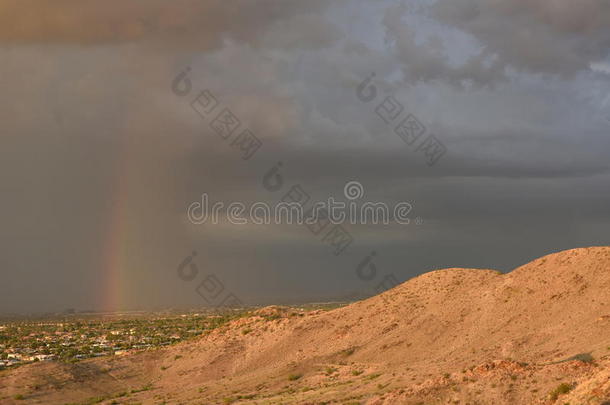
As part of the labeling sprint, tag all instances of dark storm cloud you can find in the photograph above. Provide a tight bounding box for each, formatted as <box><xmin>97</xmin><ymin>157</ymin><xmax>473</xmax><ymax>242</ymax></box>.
<box><xmin>1</xmin><ymin>0</ymin><xmax>609</xmax><ymax>314</ymax></box>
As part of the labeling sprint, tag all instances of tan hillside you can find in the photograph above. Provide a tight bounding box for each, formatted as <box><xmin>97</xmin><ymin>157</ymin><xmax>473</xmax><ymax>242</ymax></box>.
<box><xmin>2</xmin><ymin>246</ymin><xmax>610</xmax><ymax>404</ymax></box>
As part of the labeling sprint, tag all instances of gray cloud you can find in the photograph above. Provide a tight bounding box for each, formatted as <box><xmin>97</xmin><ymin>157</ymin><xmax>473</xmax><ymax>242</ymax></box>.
<box><xmin>432</xmin><ymin>0</ymin><xmax>610</xmax><ymax>77</ymax></box>
<box><xmin>383</xmin><ymin>2</ymin><xmax>507</xmax><ymax>87</ymax></box>
<box><xmin>379</xmin><ymin>0</ymin><xmax>610</xmax><ymax>87</ymax></box>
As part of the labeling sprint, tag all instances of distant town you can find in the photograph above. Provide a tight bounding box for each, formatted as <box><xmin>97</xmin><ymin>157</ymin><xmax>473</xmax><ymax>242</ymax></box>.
<box><xmin>0</xmin><ymin>310</ymin><xmax>246</xmax><ymax>369</ymax></box>
<box><xmin>0</xmin><ymin>304</ymin><xmax>348</xmax><ymax>370</ymax></box>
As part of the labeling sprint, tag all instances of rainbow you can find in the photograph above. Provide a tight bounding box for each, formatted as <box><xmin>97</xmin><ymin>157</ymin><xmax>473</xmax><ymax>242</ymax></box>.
<box><xmin>100</xmin><ymin>135</ymin><xmax>133</xmax><ymax>312</ymax></box>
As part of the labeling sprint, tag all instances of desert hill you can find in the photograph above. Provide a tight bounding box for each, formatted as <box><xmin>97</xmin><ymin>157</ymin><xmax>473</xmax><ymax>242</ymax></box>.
<box><xmin>2</xmin><ymin>247</ymin><xmax>610</xmax><ymax>404</ymax></box>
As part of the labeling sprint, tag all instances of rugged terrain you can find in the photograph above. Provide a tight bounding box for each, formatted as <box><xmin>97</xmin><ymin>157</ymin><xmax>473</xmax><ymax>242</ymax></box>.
<box><xmin>1</xmin><ymin>246</ymin><xmax>610</xmax><ymax>404</ymax></box>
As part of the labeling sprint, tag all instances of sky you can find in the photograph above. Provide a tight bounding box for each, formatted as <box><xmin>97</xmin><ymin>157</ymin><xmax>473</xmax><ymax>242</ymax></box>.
<box><xmin>1</xmin><ymin>0</ymin><xmax>609</xmax><ymax>314</ymax></box>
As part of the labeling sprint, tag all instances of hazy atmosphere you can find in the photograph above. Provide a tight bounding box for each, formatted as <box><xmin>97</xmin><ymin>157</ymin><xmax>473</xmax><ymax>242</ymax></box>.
<box><xmin>2</xmin><ymin>0</ymin><xmax>610</xmax><ymax>314</ymax></box>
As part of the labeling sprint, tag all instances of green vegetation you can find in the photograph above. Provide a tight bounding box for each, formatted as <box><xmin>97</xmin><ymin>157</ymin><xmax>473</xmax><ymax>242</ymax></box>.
<box><xmin>549</xmin><ymin>383</ymin><xmax>573</xmax><ymax>401</ymax></box>
<box><xmin>13</xmin><ymin>394</ymin><xmax>25</xmax><ymax>400</ymax></box>
<box><xmin>81</xmin><ymin>396</ymin><xmax>107</xmax><ymax>404</ymax></box>
<box><xmin>567</xmin><ymin>353</ymin><xmax>594</xmax><ymax>363</ymax></box>
<box><xmin>325</xmin><ymin>366</ymin><xmax>338</xmax><ymax>375</ymax></box>
<box><xmin>288</xmin><ymin>373</ymin><xmax>303</xmax><ymax>381</ymax></box>
<box><xmin>546</xmin><ymin>353</ymin><xmax>594</xmax><ymax>365</ymax></box>
<box><xmin>340</xmin><ymin>347</ymin><xmax>356</xmax><ymax>356</ymax></box>
<box><xmin>232</xmin><ymin>394</ymin><xmax>256</xmax><ymax>400</ymax></box>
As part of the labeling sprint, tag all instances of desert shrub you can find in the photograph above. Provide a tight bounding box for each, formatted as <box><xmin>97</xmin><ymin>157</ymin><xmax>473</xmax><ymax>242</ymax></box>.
<box><xmin>549</xmin><ymin>383</ymin><xmax>573</xmax><ymax>401</ymax></box>
<box><xmin>236</xmin><ymin>394</ymin><xmax>256</xmax><ymax>400</ymax></box>
<box><xmin>288</xmin><ymin>373</ymin><xmax>303</xmax><ymax>381</ymax></box>
<box><xmin>325</xmin><ymin>366</ymin><xmax>338</xmax><ymax>375</ymax></box>
<box><xmin>83</xmin><ymin>396</ymin><xmax>106</xmax><ymax>404</ymax></box>
<box><xmin>573</xmin><ymin>353</ymin><xmax>594</xmax><ymax>363</ymax></box>
<box><xmin>340</xmin><ymin>347</ymin><xmax>356</xmax><ymax>356</ymax></box>
<box><xmin>131</xmin><ymin>383</ymin><xmax>153</xmax><ymax>393</ymax></box>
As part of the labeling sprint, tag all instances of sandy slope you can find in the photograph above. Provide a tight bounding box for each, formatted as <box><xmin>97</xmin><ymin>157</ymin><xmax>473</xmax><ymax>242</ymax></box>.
<box><xmin>1</xmin><ymin>246</ymin><xmax>610</xmax><ymax>404</ymax></box>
